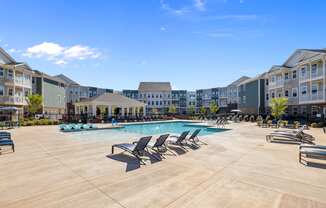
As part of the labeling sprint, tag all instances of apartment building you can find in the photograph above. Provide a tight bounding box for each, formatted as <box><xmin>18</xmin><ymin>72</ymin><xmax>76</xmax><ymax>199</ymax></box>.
<box><xmin>54</xmin><ymin>74</ymin><xmax>113</xmax><ymax>116</ymax></box>
<box><xmin>238</xmin><ymin>75</ymin><xmax>266</xmax><ymax>115</ymax></box>
<box><xmin>265</xmin><ymin>49</ymin><xmax>326</xmax><ymax>119</ymax></box>
<box><xmin>0</xmin><ymin>48</ymin><xmax>33</xmax><ymax>117</ymax></box>
<box><xmin>171</xmin><ymin>90</ymin><xmax>187</xmax><ymax>114</ymax></box>
<box><xmin>186</xmin><ymin>91</ymin><xmax>196</xmax><ymax>107</ymax></box>
<box><xmin>32</xmin><ymin>70</ymin><xmax>66</xmax><ymax>117</ymax></box>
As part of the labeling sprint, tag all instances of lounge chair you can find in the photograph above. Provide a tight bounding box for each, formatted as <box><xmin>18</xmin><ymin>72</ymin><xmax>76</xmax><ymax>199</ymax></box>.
<box><xmin>111</xmin><ymin>136</ymin><xmax>152</xmax><ymax>165</ymax></box>
<box><xmin>168</xmin><ymin>131</ymin><xmax>190</xmax><ymax>151</ymax></box>
<box><xmin>187</xmin><ymin>129</ymin><xmax>207</xmax><ymax>145</ymax></box>
<box><xmin>0</xmin><ymin>132</ymin><xmax>14</xmax><ymax>152</ymax></box>
<box><xmin>147</xmin><ymin>134</ymin><xmax>172</xmax><ymax>159</ymax></box>
<box><xmin>299</xmin><ymin>144</ymin><xmax>326</xmax><ymax>165</ymax></box>
<box><xmin>266</xmin><ymin>129</ymin><xmax>314</xmax><ymax>144</ymax></box>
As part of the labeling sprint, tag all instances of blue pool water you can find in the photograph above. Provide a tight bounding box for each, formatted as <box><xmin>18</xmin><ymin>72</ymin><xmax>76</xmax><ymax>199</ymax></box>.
<box><xmin>114</xmin><ymin>121</ymin><xmax>224</xmax><ymax>136</ymax></box>
<box><xmin>67</xmin><ymin>121</ymin><xmax>227</xmax><ymax>143</ymax></box>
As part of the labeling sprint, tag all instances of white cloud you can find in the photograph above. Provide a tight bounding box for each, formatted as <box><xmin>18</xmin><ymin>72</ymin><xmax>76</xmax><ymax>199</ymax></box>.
<box><xmin>24</xmin><ymin>42</ymin><xmax>64</xmax><ymax>58</ymax></box>
<box><xmin>160</xmin><ymin>26</ymin><xmax>167</xmax><ymax>31</ymax></box>
<box><xmin>211</xmin><ymin>14</ymin><xmax>257</xmax><ymax>21</ymax></box>
<box><xmin>9</xmin><ymin>48</ymin><xmax>16</xmax><ymax>53</ymax></box>
<box><xmin>160</xmin><ymin>0</ymin><xmax>190</xmax><ymax>16</ymax></box>
<box><xmin>194</xmin><ymin>0</ymin><xmax>205</xmax><ymax>11</ymax></box>
<box><xmin>23</xmin><ymin>42</ymin><xmax>101</xmax><ymax>65</ymax></box>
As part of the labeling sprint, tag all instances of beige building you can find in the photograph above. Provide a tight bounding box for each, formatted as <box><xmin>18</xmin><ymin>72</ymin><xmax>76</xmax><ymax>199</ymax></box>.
<box><xmin>0</xmin><ymin>48</ymin><xmax>33</xmax><ymax>118</ymax></box>
<box><xmin>74</xmin><ymin>93</ymin><xmax>146</xmax><ymax>119</ymax></box>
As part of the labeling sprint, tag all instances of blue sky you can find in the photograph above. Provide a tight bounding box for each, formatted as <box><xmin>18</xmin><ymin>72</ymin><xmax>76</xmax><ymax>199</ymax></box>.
<box><xmin>1</xmin><ymin>0</ymin><xmax>325</xmax><ymax>90</ymax></box>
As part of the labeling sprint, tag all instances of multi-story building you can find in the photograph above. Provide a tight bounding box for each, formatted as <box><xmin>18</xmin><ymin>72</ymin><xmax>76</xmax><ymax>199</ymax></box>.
<box><xmin>227</xmin><ymin>76</ymin><xmax>250</xmax><ymax>107</ymax></box>
<box><xmin>0</xmin><ymin>48</ymin><xmax>33</xmax><ymax>118</ymax></box>
<box><xmin>54</xmin><ymin>74</ymin><xmax>113</xmax><ymax>116</ymax></box>
<box><xmin>32</xmin><ymin>70</ymin><xmax>66</xmax><ymax>118</ymax></box>
<box><xmin>265</xmin><ymin>49</ymin><xmax>326</xmax><ymax>119</ymax></box>
<box><xmin>186</xmin><ymin>91</ymin><xmax>196</xmax><ymax>107</ymax></box>
<box><xmin>172</xmin><ymin>90</ymin><xmax>187</xmax><ymax>114</ymax></box>
<box><xmin>238</xmin><ymin>75</ymin><xmax>266</xmax><ymax>115</ymax></box>
<box><xmin>137</xmin><ymin>82</ymin><xmax>172</xmax><ymax>114</ymax></box>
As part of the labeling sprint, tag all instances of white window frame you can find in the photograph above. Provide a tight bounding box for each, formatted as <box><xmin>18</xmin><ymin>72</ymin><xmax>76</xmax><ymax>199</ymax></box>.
<box><xmin>292</xmin><ymin>88</ymin><xmax>298</xmax><ymax>97</ymax></box>
<box><xmin>311</xmin><ymin>83</ymin><xmax>318</xmax><ymax>95</ymax></box>
<box><xmin>301</xmin><ymin>85</ymin><xmax>307</xmax><ymax>96</ymax></box>
<box><xmin>0</xmin><ymin>68</ymin><xmax>4</xmax><ymax>77</ymax></box>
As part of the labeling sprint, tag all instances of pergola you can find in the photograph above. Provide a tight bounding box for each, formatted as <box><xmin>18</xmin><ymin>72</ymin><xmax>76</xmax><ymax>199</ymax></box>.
<box><xmin>74</xmin><ymin>93</ymin><xmax>146</xmax><ymax>118</ymax></box>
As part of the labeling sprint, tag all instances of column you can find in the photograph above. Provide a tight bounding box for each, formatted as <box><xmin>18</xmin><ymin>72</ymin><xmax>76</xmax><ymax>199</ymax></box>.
<box><xmin>323</xmin><ymin>58</ymin><xmax>326</xmax><ymax>101</ymax></box>
<box><xmin>92</xmin><ymin>105</ymin><xmax>96</xmax><ymax>117</ymax></box>
<box><xmin>108</xmin><ymin>106</ymin><xmax>112</xmax><ymax>117</ymax></box>
<box><xmin>309</xmin><ymin>63</ymin><xmax>312</xmax><ymax>101</ymax></box>
<box><xmin>121</xmin><ymin>107</ymin><xmax>125</xmax><ymax>117</ymax></box>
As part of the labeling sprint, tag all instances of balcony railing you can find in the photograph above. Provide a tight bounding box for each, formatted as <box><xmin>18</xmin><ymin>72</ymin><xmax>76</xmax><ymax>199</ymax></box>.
<box><xmin>0</xmin><ymin>96</ymin><xmax>27</xmax><ymax>105</ymax></box>
<box><xmin>311</xmin><ymin>69</ymin><xmax>324</xmax><ymax>79</ymax></box>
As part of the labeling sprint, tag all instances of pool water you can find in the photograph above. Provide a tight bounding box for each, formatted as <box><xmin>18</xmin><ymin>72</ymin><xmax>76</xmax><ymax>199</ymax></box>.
<box><xmin>116</xmin><ymin>121</ymin><xmax>223</xmax><ymax>136</ymax></box>
<box><xmin>67</xmin><ymin>121</ymin><xmax>227</xmax><ymax>143</ymax></box>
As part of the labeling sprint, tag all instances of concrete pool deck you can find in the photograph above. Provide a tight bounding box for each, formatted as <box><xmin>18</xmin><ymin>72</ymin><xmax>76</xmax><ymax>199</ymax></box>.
<box><xmin>0</xmin><ymin>121</ymin><xmax>326</xmax><ymax>207</ymax></box>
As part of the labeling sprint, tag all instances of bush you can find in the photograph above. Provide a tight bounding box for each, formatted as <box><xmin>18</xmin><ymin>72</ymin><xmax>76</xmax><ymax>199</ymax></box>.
<box><xmin>20</xmin><ymin>118</ymin><xmax>60</xmax><ymax>126</ymax></box>
<box><xmin>311</xmin><ymin>122</ymin><xmax>324</xmax><ymax>128</ymax></box>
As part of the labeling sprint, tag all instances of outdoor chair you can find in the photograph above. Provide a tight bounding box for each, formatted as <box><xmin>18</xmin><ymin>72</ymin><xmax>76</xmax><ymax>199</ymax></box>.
<box><xmin>187</xmin><ymin>129</ymin><xmax>207</xmax><ymax>145</ymax></box>
<box><xmin>266</xmin><ymin>129</ymin><xmax>314</xmax><ymax>144</ymax></box>
<box><xmin>111</xmin><ymin>136</ymin><xmax>152</xmax><ymax>165</ymax></box>
<box><xmin>0</xmin><ymin>132</ymin><xmax>14</xmax><ymax>153</ymax></box>
<box><xmin>168</xmin><ymin>131</ymin><xmax>190</xmax><ymax>151</ymax></box>
<box><xmin>299</xmin><ymin>144</ymin><xmax>326</xmax><ymax>165</ymax></box>
<box><xmin>147</xmin><ymin>134</ymin><xmax>172</xmax><ymax>159</ymax></box>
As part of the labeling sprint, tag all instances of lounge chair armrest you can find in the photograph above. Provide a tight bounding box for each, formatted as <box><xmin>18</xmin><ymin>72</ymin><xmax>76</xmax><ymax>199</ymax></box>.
<box><xmin>300</xmin><ymin>144</ymin><xmax>326</xmax><ymax>150</ymax></box>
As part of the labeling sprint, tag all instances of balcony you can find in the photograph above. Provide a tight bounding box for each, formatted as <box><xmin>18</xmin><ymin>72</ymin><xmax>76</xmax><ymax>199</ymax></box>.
<box><xmin>311</xmin><ymin>69</ymin><xmax>324</xmax><ymax>80</ymax></box>
<box><xmin>0</xmin><ymin>96</ymin><xmax>27</xmax><ymax>105</ymax></box>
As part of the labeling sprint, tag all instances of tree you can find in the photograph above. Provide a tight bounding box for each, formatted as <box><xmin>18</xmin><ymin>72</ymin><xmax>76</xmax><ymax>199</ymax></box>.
<box><xmin>270</xmin><ymin>97</ymin><xmax>288</xmax><ymax>120</ymax></box>
<box><xmin>199</xmin><ymin>106</ymin><xmax>206</xmax><ymax>115</ymax></box>
<box><xmin>187</xmin><ymin>105</ymin><xmax>195</xmax><ymax>115</ymax></box>
<box><xmin>168</xmin><ymin>105</ymin><xmax>177</xmax><ymax>115</ymax></box>
<box><xmin>151</xmin><ymin>108</ymin><xmax>158</xmax><ymax>115</ymax></box>
<box><xmin>209</xmin><ymin>101</ymin><xmax>219</xmax><ymax>115</ymax></box>
<box><xmin>27</xmin><ymin>94</ymin><xmax>43</xmax><ymax>116</ymax></box>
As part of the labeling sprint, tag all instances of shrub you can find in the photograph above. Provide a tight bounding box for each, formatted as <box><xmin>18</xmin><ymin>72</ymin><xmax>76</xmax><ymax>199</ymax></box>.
<box><xmin>311</xmin><ymin>123</ymin><xmax>318</xmax><ymax>128</ymax></box>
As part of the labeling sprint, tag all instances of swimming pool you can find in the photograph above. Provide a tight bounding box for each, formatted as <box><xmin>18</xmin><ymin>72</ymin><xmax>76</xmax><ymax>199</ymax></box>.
<box><xmin>67</xmin><ymin>121</ymin><xmax>227</xmax><ymax>142</ymax></box>
<box><xmin>117</xmin><ymin>121</ymin><xmax>222</xmax><ymax>136</ymax></box>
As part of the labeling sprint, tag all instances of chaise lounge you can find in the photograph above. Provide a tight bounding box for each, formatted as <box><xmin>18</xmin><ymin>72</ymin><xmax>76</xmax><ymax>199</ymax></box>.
<box><xmin>111</xmin><ymin>136</ymin><xmax>152</xmax><ymax>165</ymax></box>
<box><xmin>0</xmin><ymin>131</ymin><xmax>15</xmax><ymax>153</ymax></box>
<box><xmin>147</xmin><ymin>134</ymin><xmax>171</xmax><ymax>159</ymax></box>
<box><xmin>299</xmin><ymin>144</ymin><xmax>326</xmax><ymax>165</ymax></box>
<box><xmin>168</xmin><ymin>131</ymin><xmax>190</xmax><ymax>151</ymax></box>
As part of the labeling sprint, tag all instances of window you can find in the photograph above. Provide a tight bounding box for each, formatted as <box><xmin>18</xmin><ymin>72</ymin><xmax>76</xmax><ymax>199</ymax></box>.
<box><xmin>285</xmin><ymin>90</ymin><xmax>289</xmax><ymax>97</ymax></box>
<box><xmin>24</xmin><ymin>90</ymin><xmax>29</xmax><ymax>97</ymax></box>
<box><xmin>148</xmin><ymin>101</ymin><xmax>150</xmax><ymax>105</ymax></box>
<box><xmin>311</xmin><ymin>84</ymin><xmax>318</xmax><ymax>94</ymax></box>
<box><xmin>242</xmin><ymin>96</ymin><xmax>246</xmax><ymax>104</ymax></box>
<box><xmin>156</xmin><ymin>94</ymin><xmax>158</xmax><ymax>98</ymax></box>
<box><xmin>266</xmin><ymin>93</ymin><xmax>269</xmax><ymax>100</ymax></box>
<box><xmin>156</xmin><ymin>101</ymin><xmax>159</xmax><ymax>105</ymax></box>
<box><xmin>301</xmin><ymin>85</ymin><xmax>307</xmax><ymax>96</ymax></box>
<box><xmin>271</xmin><ymin>92</ymin><xmax>275</xmax><ymax>98</ymax></box>
<box><xmin>266</xmin><ymin>79</ymin><xmax>269</xmax><ymax>86</ymax></box>
<box><xmin>292</xmin><ymin>88</ymin><xmax>297</xmax><ymax>97</ymax></box>
<box><xmin>271</xmin><ymin>76</ymin><xmax>276</xmax><ymax>83</ymax></box>
<box><xmin>311</xmin><ymin>64</ymin><xmax>317</xmax><ymax>76</ymax></box>
<box><xmin>292</xmin><ymin>70</ymin><xmax>297</xmax><ymax>79</ymax></box>
<box><xmin>152</xmin><ymin>101</ymin><xmax>154</xmax><ymax>105</ymax></box>
<box><xmin>278</xmin><ymin>93</ymin><xmax>282</xmax><ymax>97</ymax></box>
<box><xmin>8</xmin><ymin>69</ymin><xmax>13</xmax><ymax>79</ymax></box>
<box><xmin>284</xmin><ymin>73</ymin><xmax>289</xmax><ymax>80</ymax></box>
<box><xmin>8</xmin><ymin>88</ymin><xmax>13</xmax><ymax>96</ymax></box>
<box><xmin>0</xmin><ymin>68</ymin><xmax>4</xmax><ymax>77</ymax></box>
<box><xmin>301</xmin><ymin>67</ymin><xmax>306</xmax><ymax>77</ymax></box>
<box><xmin>0</xmin><ymin>86</ymin><xmax>4</xmax><ymax>96</ymax></box>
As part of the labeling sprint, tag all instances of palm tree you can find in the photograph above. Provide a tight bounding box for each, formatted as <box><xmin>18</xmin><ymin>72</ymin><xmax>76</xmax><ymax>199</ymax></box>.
<box><xmin>27</xmin><ymin>94</ymin><xmax>43</xmax><ymax>117</ymax></box>
<box><xmin>168</xmin><ymin>105</ymin><xmax>177</xmax><ymax>115</ymax></box>
<box><xmin>187</xmin><ymin>105</ymin><xmax>195</xmax><ymax>115</ymax></box>
<box><xmin>199</xmin><ymin>106</ymin><xmax>206</xmax><ymax>116</ymax></box>
<box><xmin>209</xmin><ymin>101</ymin><xmax>219</xmax><ymax>116</ymax></box>
<box><xmin>270</xmin><ymin>97</ymin><xmax>288</xmax><ymax>120</ymax></box>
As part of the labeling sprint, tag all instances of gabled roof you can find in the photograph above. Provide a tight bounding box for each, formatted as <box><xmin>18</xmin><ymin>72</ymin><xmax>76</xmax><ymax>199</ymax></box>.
<box><xmin>138</xmin><ymin>82</ymin><xmax>172</xmax><ymax>92</ymax></box>
<box><xmin>54</xmin><ymin>74</ymin><xmax>79</xmax><ymax>86</ymax></box>
<box><xmin>283</xmin><ymin>49</ymin><xmax>326</xmax><ymax>67</ymax></box>
<box><xmin>33</xmin><ymin>70</ymin><xmax>66</xmax><ymax>84</ymax></box>
<box><xmin>76</xmin><ymin>93</ymin><xmax>145</xmax><ymax>107</ymax></box>
<box><xmin>228</xmin><ymin>76</ymin><xmax>250</xmax><ymax>87</ymax></box>
<box><xmin>0</xmin><ymin>47</ymin><xmax>16</xmax><ymax>64</ymax></box>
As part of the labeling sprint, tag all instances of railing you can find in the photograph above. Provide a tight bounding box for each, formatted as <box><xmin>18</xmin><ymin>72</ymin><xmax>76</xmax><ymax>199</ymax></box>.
<box><xmin>299</xmin><ymin>92</ymin><xmax>324</xmax><ymax>102</ymax></box>
<box><xmin>311</xmin><ymin>68</ymin><xmax>323</xmax><ymax>79</ymax></box>
<box><xmin>300</xmin><ymin>74</ymin><xmax>310</xmax><ymax>82</ymax></box>
<box><xmin>0</xmin><ymin>96</ymin><xmax>27</xmax><ymax>105</ymax></box>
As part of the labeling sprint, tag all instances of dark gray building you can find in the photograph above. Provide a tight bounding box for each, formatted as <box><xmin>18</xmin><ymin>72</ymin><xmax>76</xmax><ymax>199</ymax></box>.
<box><xmin>238</xmin><ymin>75</ymin><xmax>266</xmax><ymax>115</ymax></box>
<box><xmin>172</xmin><ymin>90</ymin><xmax>187</xmax><ymax>114</ymax></box>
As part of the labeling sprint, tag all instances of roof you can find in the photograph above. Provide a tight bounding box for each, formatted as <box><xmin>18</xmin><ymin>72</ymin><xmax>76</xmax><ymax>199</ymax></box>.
<box><xmin>0</xmin><ymin>47</ymin><xmax>16</xmax><ymax>64</ymax></box>
<box><xmin>33</xmin><ymin>70</ymin><xmax>66</xmax><ymax>84</ymax></box>
<box><xmin>138</xmin><ymin>82</ymin><xmax>172</xmax><ymax>92</ymax></box>
<box><xmin>228</xmin><ymin>76</ymin><xmax>251</xmax><ymax>87</ymax></box>
<box><xmin>54</xmin><ymin>74</ymin><xmax>79</xmax><ymax>86</ymax></box>
<box><xmin>238</xmin><ymin>73</ymin><xmax>266</xmax><ymax>86</ymax></box>
<box><xmin>76</xmin><ymin>93</ymin><xmax>146</xmax><ymax>107</ymax></box>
